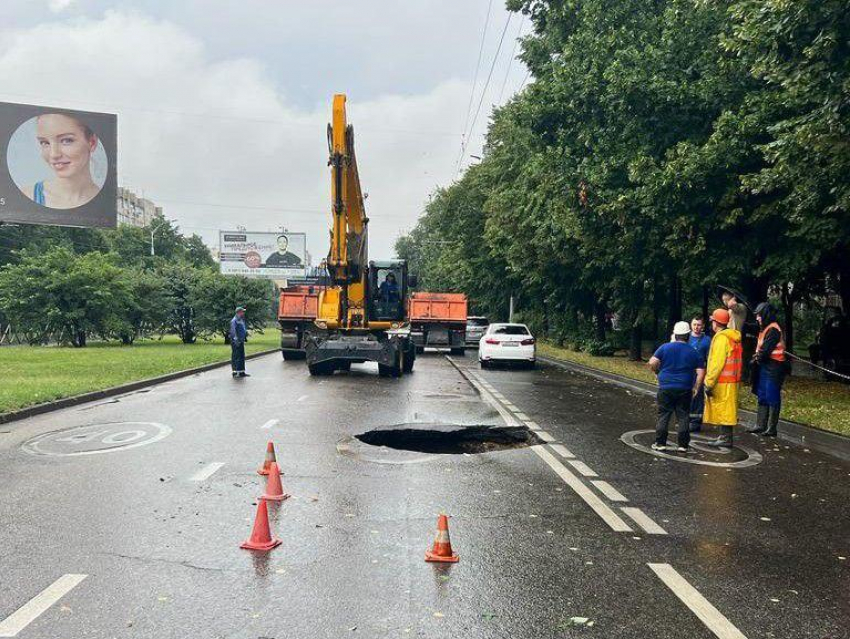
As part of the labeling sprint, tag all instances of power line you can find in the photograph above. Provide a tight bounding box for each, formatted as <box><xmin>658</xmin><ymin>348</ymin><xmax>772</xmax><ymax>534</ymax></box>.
<box><xmin>455</xmin><ymin>0</ymin><xmax>495</xmax><ymax>172</ymax></box>
<box><xmin>455</xmin><ymin>12</ymin><xmax>513</xmax><ymax>177</ymax></box>
<box><xmin>497</xmin><ymin>14</ymin><xmax>526</xmax><ymax>106</ymax></box>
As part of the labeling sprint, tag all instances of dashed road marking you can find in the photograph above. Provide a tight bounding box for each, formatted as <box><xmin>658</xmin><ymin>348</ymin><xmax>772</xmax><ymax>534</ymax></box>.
<box><xmin>297</xmin><ymin>395</ymin><xmax>308</xmax><ymax>402</ymax></box>
<box><xmin>621</xmin><ymin>507</ymin><xmax>667</xmax><ymax>535</ymax></box>
<box><xmin>261</xmin><ymin>419</ymin><xmax>279</xmax><ymax>430</ymax></box>
<box><xmin>503</xmin><ymin>402</ymin><xmax>519</xmax><ymax>411</ymax></box>
<box><xmin>532</xmin><ymin>446</ymin><xmax>632</xmax><ymax>533</ymax></box>
<box><xmin>568</xmin><ymin>459</ymin><xmax>599</xmax><ymax>477</ymax></box>
<box><xmin>591</xmin><ymin>480</ymin><xmax>628</xmax><ymax>502</ymax></box>
<box><xmin>0</xmin><ymin>574</ymin><xmax>87</xmax><ymax>637</ymax></box>
<box><xmin>189</xmin><ymin>462</ymin><xmax>225</xmax><ymax>482</ymax></box>
<box><xmin>648</xmin><ymin>563</ymin><xmax>748</xmax><ymax>639</ymax></box>
<box><xmin>535</xmin><ymin>430</ymin><xmax>556</xmax><ymax>443</ymax></box>
<box><xmin>525</xmin><ymin>420</ymin><xmax>540</xmax><ymax>429</ymax></box>
<box><xmin>515</xmin><ymin>412</ymin><xmax>531</xmax><ymax>421</ymax></box>
<box><xmin>549</xmin><ymin>443</ymin><xmax>574</xmax><ymax>458</ymax></box>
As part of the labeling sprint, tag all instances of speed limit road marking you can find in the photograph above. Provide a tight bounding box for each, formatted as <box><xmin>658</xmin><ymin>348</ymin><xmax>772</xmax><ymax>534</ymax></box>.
<box><xmin>22</xmin><ymin>422</ymin><xmax>172</xmax><ymax>457</ymax></box>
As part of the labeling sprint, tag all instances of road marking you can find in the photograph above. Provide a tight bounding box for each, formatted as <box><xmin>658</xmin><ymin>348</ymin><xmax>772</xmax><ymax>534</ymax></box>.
<box><xmin>535</xmin><ymin>430</ymin><xmax>556</xmax><ymax>442</ymax></box>
<box><xmin>549</xmin><ymin>443</ymin><xmax>574</xmax><ymax>458</ymax></box>
<box><xmin>525</xmin><ymin>420</ymin><xmax>541</xmax><ymax>429</ymax></box>
<box><xmin>515</xmin><ymin>412</ymin><xmax>531</xmax><ymax>421</ymax></box>
<box><xmin>297</xmin><ymin>395</ymin><xmax>308</xmax><ymax>402</ymax></box>
<box><xmin>591</xmin><ymin>480</ymin><xmax>628</xmax><ymax>502</ymax></box>
<box><xmin>0</xmin><ymin>574</ymin><xmax>87</xmax><ymax>637</ymax></box>
<box><xmin>261</xmin><ymin>419</ymin><xmax>279</xmax><ymax>430</ymax></box>
<box><xmin>189</xmin><ymin>462</ymin><xmax>225</xmax><ymax>482</ymax></box>
<box><xmin>648</xmin><ymin>563</ymin><xmax>748</xmax><ymax>639</ymax></box>
<box><xmin>532</xmin><ymin>446</ymin><xmax>632</xmax><ymax>532</ymax></box>
<box><xmin>621</xmin><ymin>507</ymin><xmax>667</xmax><ymax>535</ymax></box>
<box><xmin>567</xmin><ymin>459</ymin><xmax>598</xmax><ymax>477</ymax></box>
<box><xmin>503</xmin><ymin>402</ymin><xmax>518</xmax><ymax>410</ymax></box>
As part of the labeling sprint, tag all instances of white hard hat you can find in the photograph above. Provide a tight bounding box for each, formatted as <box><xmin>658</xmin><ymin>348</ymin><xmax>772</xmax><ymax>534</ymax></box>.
<box><xmin>673</xmin><ymin>321</ymin><xmax>691</xmax><ymax>336</ymax></box>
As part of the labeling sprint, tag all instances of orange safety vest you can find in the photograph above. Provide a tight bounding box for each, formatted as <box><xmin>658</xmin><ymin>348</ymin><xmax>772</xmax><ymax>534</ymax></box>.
<box><xmin>718</xmin><ymin>339</ymin><xmax>743</xmax><ymax>383</ymax></box>
<box><xmin>757</xmin><ymin>322</ymin><xmax>786</xmax><ymax>362</ymax></box>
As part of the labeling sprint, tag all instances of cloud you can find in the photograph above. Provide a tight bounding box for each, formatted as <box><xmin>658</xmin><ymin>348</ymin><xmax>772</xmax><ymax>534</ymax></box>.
<box><xmin>0</xmin><ymin>10</ymin><xmax>472</xmax><ymax>259</ymax></box>
<box><xmin>47</xmin><ymin>0</ymin><xmax>75</xmax><ymax>13</ymax></box>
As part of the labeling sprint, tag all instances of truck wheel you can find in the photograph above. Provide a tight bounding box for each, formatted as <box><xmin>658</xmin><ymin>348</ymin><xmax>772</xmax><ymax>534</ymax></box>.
<box><xmin>450</xmin><ymin>347</ymin><xmax>466</xmax><ymax>356</ymax></box>
<box><xmin>415</xmin><ymin>346</ymin><xmax>425</xmax><ymax>355</ymax></box>
<box><xmin>337</xmin><ymin>361</ymin><xmax>352</xmax><ymax>372</ymax></box>
<box><xmin>282</xmin><ymin>350</ymin><xmax>305</xmax><ymax>361</ymax></box>
<box><xmin>403</xmin><ymin>348</ymin><xmax>415</xmax><ymax>373</ymax></box>
<box><xmin>308</xmin><ymin>362</ymin><xmax>334</xmax><ymax>376</ymax></box>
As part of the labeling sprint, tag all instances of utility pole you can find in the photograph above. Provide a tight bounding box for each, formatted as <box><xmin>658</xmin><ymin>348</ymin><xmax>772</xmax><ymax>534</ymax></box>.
<box><xmin>509</xmin><ymin>295</ymin><xmax>515</xmax><ymax>323</ymax></box>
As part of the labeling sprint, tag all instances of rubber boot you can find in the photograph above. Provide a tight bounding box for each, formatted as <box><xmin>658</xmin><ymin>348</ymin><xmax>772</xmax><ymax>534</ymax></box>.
<box><xmin>762</xmin><ymin>406</ymin><xmax>780</xmax><ymax>437</ymax></box>
<box><xmin>747</xmin><ymin>405</ymin><xmax>768</xmax><ymax>434</ymax></box>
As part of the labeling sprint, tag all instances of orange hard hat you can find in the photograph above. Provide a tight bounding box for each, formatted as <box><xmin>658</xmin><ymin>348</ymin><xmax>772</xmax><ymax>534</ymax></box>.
<box><xmin>710</xmin><ymin>308</ymin><xmax>730</xmax><ymax>325</ymax></box>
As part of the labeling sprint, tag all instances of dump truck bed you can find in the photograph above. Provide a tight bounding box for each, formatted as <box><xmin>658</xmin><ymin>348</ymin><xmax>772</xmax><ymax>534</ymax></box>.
<box><xmin>278</xmin><ymin>286</ymin><xmax>321</xmax><ymax>320</ymax></box>
<box><xmin>408</xmin><ymin>292</ymin><xmax>468</xmax><ymax>324</ymax></box>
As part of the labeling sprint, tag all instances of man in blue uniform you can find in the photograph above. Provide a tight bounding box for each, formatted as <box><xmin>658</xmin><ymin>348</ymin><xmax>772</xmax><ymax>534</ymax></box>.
<box><xmin>230</xmin><ymin>306</ymin><xmax>249</xmax><ymax>378</ymax></box>
<box><xmin>687</xmin><ymin>316</ymin><xmax>712</xmax><ymax>432</ymax></box>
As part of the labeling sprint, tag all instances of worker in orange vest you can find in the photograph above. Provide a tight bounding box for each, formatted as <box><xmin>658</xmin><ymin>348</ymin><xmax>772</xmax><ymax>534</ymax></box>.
<box><xmin>704</xmin><ymin>308</ymin><xmax>743</xmax><ymax>448</ymax></box>
<box><xmin>747</xmin><ymin>302</ymin><xmax>787</xmax><ymax>436</ymax></box>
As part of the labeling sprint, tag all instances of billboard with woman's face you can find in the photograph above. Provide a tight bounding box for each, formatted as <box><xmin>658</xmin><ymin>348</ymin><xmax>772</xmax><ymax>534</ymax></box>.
<box><xmin>0</xmin><ymin>101</ymin><xmax>117</xmax><ymax>228</ymax></box>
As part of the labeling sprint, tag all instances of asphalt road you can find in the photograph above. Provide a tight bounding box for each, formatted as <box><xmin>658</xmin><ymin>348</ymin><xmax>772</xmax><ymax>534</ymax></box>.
<box><xmin>0</xmin><ymin>351</ymin><xmax>847</xmax><ymax>639</ymax></box>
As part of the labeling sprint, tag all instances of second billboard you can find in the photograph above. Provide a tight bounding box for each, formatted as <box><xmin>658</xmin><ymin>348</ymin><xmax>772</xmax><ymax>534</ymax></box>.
<box><xmin>220</xmin><ymin>231</ymin><xmax>307</xmax><ymax>278</ymax></box>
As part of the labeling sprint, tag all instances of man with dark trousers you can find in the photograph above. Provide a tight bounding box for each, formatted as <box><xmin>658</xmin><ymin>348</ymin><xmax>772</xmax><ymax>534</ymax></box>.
<box><xmin>747</xmin><ymin>302</ymin><xmax>787</xmax><ymax>436</ymax></box>
<box><xmin>688</xmin><ymin>316</ymin><xmax>712</xmax><ymax>432</ymax></box>
<box><xmin>229</xmin><ymin>306</ymin><xmax>249</xmax><ymax>378</ymax></box>
<box><xmin>648</xmin><ymin>321</ymin><xmax>706</xmax><ymax>452</ymax></box>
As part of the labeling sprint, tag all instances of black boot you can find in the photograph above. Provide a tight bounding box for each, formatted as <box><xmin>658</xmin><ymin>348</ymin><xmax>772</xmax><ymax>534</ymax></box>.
<box><xmin>762</xmin><ymin>406</ymin><xmax>780</xmax><ymax>437</ymax></box>
<box><xmin>747</xmin><ymin>405</ymin><xmax>768</xmax><ymax>434</ymax></box>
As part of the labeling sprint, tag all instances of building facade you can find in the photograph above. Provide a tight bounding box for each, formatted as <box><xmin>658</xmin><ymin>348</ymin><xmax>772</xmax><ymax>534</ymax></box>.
<box><xmin>117</xmin><ymin>187</ymin><xmax>161</xmax><ymax>227</ymax></box>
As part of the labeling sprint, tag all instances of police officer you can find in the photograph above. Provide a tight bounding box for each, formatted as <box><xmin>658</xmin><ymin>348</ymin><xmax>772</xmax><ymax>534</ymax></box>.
<box><xmin>748</xmin><ymin>302</ymin><xmax>786</xmax><ymax>436</ymax></box>
<box><xmin>230</xmin><ymin>306</ymin><xmax>249</xmax><ymax>378</ymax></box>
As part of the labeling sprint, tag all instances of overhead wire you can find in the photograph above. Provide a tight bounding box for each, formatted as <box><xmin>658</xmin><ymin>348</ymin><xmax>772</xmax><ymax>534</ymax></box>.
<box><xmin>496</xmin><ymin>14</ymin><xmax>526</xmax><ymax>106</ymax></box>
<box><xmin>454</xmin><ymin>11</ymin><xmax>513</xmax><ymax>177</ymax></box>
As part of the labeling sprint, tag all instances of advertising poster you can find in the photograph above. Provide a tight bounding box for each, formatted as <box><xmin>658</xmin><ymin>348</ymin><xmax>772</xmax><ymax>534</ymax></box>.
<box><xmin>219</xmin><ymin>231</ymin><xmax>307</xmax><ymax>279</ymax></box>
<box><xmin>0</xmin><ymin>101</ymin><xmax>117</xmax><ymax>228</ymax></box>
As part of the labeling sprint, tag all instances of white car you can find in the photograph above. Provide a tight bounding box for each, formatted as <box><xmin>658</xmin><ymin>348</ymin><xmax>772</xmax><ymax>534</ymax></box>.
<box><xmin>478</xmin><ymin>323</ymin><xmax>536</xmax><ymax>368</ymax></box>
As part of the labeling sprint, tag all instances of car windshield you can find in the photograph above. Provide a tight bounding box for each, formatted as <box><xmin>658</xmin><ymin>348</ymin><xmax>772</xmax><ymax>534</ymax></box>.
<box><xmin>468</xmin><ymin>318</ymin><xmax>489</xmax><ymax>327</ymax></box>
<box><xmin>491</xmin><ymin>325</ymin><xmax>529</xmax><ymax>335</ymax></box>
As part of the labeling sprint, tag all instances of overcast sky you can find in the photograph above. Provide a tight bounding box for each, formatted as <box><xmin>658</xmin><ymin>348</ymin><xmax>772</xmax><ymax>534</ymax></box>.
<box><xmin>0</xmin><ymin>1</ymin><xmax>528</xmax><ymax>260</ymax></box>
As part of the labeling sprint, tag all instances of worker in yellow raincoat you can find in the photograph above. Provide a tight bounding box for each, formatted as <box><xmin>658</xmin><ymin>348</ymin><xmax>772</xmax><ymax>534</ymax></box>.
<box><xmin>704</xmin><ymin>308</ymin><xmax>743</xmax><ymax>448</ymax></box>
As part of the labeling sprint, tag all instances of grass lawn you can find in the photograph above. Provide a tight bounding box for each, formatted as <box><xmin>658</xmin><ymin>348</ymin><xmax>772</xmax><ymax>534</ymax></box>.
<box><xmin>538</xmin><ymin>342</ymin><xmax>850</xmax><ymax>437</ymax></box>
<box><xmin>0</xmin><ymin>330</ymin><xmax>280</xmax><ymax>415</ymax></box>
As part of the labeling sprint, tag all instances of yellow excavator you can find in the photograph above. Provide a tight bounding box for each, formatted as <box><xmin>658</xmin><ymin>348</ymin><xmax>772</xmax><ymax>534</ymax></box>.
<box><xmin>305</xmin><ymin>94</ymin><xmax>417</xmax><ymax>376</ymax></box>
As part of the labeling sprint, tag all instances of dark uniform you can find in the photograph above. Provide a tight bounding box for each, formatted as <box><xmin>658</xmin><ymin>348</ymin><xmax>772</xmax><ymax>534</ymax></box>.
<box><xmin>229</xmin><ymin>312</ymin><xmax>248</xmax><ymax>377</ymax></box>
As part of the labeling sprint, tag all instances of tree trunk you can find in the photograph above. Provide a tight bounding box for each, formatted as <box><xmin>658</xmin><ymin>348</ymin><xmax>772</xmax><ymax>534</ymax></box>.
<box><xmin>594</xmin><ymin>300</ymin><xmax>606</xmax><ymax>342</ymax></box>
<box><xmin>667</xmin><ymin>276</ymin><xmax>682</xmax><ymax>335</ymax></box>
<box><xmin>702</xmin><ymin>285</ymin><xmax>710</xmax><ymax>322</ymax></box>
<box><xmin>651</xmin><ymin>278</ymin><xmax>660</xmax><ymax>340</ymax></box>
<box><xmin>780</xmin><ymin>282</ymin><xmax>795</xmax><ymax>354</ymax></box>
<box><xmin>629</xmin><ymin>321</ymin><xmax>643</xmax><ymax>361</ymax></box>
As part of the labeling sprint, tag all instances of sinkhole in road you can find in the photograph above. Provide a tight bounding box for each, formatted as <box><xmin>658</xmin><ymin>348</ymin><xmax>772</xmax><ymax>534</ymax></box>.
<box><xmin>355</xmin><ymin>425</ymin><xmax>541</xmax><ymax>455</ymax></box>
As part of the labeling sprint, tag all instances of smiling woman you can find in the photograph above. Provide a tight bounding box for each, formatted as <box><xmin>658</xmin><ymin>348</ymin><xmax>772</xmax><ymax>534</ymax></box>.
<box><xmin>12</xmin><ymin>113</ymin><xmax>107</xmax><ymax>210</ymax></box>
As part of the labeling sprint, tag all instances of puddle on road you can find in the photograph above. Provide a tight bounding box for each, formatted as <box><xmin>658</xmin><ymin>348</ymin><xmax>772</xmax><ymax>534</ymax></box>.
<box><xmin>355</xmin><ymin>424</ymin><xmax>540</xmax><ymax>455</ymax></box>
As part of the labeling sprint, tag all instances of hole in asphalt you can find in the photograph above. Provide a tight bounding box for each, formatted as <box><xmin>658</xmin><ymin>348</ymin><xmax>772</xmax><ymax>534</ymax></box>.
<box><xmin>355</xmin><ymin>424</ymin><xmax>540</xmax><ymax>455</ymax></box>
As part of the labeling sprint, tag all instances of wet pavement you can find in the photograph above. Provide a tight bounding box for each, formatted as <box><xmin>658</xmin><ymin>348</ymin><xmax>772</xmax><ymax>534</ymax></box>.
<box><xmin>0</xmin><ymin>351</ymin><xmax>847</xmax><ymax>638</ymax></box>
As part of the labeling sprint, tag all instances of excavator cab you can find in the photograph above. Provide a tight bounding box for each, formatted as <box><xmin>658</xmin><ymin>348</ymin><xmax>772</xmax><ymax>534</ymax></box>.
<box><xmin>369</xmin><ymin>260</ymin><xmax>408</xmax><ymax>322</ymax></box>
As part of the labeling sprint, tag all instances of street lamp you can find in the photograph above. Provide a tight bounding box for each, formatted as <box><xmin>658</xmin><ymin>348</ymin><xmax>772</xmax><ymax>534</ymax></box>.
<box><xmin>150</xmin><ymin>219</ymin><xmax>169</xmax><ymax>256</ymax></box>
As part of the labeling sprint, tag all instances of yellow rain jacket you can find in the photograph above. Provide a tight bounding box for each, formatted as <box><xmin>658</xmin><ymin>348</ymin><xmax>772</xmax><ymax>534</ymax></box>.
<box><xmin>703</xmin><ymin>328</ymin><xmax>742</xmax><ymax>426</ymax></box>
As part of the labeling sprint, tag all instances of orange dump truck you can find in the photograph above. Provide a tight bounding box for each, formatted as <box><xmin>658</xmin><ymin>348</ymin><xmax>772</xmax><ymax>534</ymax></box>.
<box><xmin>278</xmin><ymin>285</ymin><xmax>323</xmax><ymax>360</ymax></box>
<box><xmin>408</xmin><ymin>292</ymin><xmax>468</xmax><ymax>355</ymax></box>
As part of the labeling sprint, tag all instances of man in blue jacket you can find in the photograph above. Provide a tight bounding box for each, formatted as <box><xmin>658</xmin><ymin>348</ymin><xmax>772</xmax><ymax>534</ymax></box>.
<box><xmin>687</xmin><ymin>316</ymin><xmax>712</xmax><ymax>432</ymax></box>
<box><xmin>230</xmin><ymin>306</ymin><xmax>249</xmax><ymax>378</ymax></box>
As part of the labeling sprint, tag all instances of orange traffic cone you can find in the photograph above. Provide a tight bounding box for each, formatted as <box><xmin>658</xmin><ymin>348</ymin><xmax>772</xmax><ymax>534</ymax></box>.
<box><xmin>425</xmin><ymin>514</ymin><xmax>459</xmax><ymax>563</ymax></box>
<box><xmin>257</xmin><ymin>441</ymin><xmax>279</xmax><ymax>476</ymax></box>
<box><xmin>240</xmin><ymin>500</ymin><xmax>282</xmax><ymax>551</ymax></box>
<box><xmin>260</xmin><ymin>462</ymin><xmax>290</xmax><ymax>502</ymax></box>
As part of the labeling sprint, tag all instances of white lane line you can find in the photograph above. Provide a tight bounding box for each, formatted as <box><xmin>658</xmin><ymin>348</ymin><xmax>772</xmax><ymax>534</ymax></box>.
<box><xmin>532</xmin><ymin>446</ymin><xmax>632</xmax><ymax>532</ymax></box>
<box><xmin>621</xmin><ymin>507</ymin><xmax>667</xmax><ymax>535</ymax></box>
<box><xmin>515</xmin><ymin>412</ymin><xmax>531</xmax><ymax>421</ymax></box>
<box><xmin>648</xmin><ymin>563</ymin><xmax>748</xmax><ymax>639</ymax></box>
<box><xmin>0</xmin><ymin>574</ymin><xmax>87</xmax><ymax>637</ymax></box>
<box><xmin>535</xmin><ymin>430</ymin><xmax>556</xmax><ymax>442</ymax></box>
<box><xmin>591</xmin><ymin>480</ymin><xmax>628</xmax><ymax>502</ymax></box>
<box><xmin>260</xmin><ymin>419</ymin><xmax>280</xmax><ymax>430</ymax></box>
<box><xmin>297</xmin><ymin>395</ymin><xmax>308</xmax><ymax>402</ymax></box>
<box><xmin>525</xmin><ymin>420</ymin><xmax>541</xmax><ymax>429</ymax></box>
<box><xmin>503</xmin><ymin>402</ymin><xmax>518</xmax><ymax>410</ymax></box>
<box><xmin>549</xmin><ymin>443</ymin><xmax>574</xmax><ymax>458</ymax></box>
<box><xmin>567</xmin><ymin>459</ymin><xmax>599</xmax><ymax>477</ymax></box>
<box><xmin>189</xmin><ymin>462</ymin><xmax>225</xmax><ymax>482</ymax></box>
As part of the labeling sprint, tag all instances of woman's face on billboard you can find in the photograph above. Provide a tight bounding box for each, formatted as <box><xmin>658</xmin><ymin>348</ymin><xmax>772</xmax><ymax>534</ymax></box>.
<box><xmin>36</xmin><ymin>114</ymin><xmax>96</xmax><ymax>180</ymax></box>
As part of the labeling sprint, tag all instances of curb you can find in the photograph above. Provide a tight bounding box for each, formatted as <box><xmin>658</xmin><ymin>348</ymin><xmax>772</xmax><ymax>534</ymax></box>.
<box><xmin>538</xmin><ymin>355</ymin><xmax>850</xmax><ymax>463</ymax></box>
<box><xmin>0</xmin><ymin>348</ymin><xmax>280</xmax><ymax>427</ymax></box>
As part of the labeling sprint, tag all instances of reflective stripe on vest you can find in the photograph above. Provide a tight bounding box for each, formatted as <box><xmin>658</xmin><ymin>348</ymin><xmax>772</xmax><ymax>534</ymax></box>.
<box><xmin>718</xmin><ymin>340</ymin><xmax>743</xmax><ymax>383</ymax></box>
<box><xmin>757</xmin><ymin>322</ymin><xmax>786</xmax><ymax>362</ymax></box>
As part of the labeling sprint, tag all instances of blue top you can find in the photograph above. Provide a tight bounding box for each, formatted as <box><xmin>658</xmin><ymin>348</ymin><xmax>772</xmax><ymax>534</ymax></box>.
<box><xmin>688</xmin><ymin>333</ymin><xmax>711</xmax><ymax>365</ymax></box>
<box><xmin>379</xmin><ymin>280</ymin><xmax>399</xmax><ymax>302</ymax></box>
<box><xmin>229</xmin><ymin>315</ymin><xmax>247</xmax><ymax>344</ymax></box>
<box><xmin>653</xmin><ymin>341</ymin><xmax>704</xmax><ymax>390</ymax></box>
<box><xmin>33</xmin><ymin>181</ymin><xmax>45</xmax><ymax>205</ymax></box>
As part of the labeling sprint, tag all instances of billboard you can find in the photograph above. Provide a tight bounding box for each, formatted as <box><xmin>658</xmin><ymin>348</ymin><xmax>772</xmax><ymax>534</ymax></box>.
<box><xmin>0</xmin><ymin>101</ymin><xmax>117</xmax><ymax>228</ymax></box>
<box><xmin>219</xmin><ymin>231</ymin><xmax>307</xmax><ymax>278</ymax></box>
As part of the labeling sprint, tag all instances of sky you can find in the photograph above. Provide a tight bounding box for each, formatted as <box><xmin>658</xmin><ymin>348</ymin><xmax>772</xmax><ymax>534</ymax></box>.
<box><xmin>0</xmin><ymin>0</ymin><xmax>529</xmax><ymax>261</ymax></box>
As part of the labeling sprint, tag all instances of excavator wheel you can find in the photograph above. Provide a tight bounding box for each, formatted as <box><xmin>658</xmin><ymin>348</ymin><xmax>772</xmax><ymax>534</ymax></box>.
<box><xmin>450</xmin><ymin>347</ymin><xmax>466</xmax><ymax>356</ymax></box>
